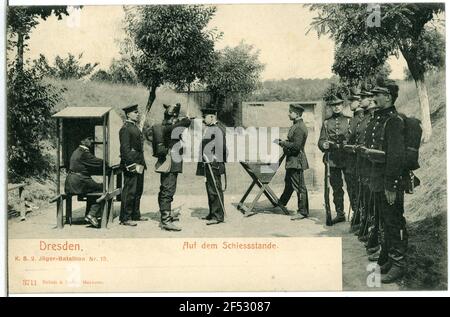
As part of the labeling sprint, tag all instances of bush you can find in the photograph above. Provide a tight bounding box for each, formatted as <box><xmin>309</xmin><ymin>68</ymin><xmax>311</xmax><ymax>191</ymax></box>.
<box><xmin>109</xmin><ymin>58</ymin><xmax>138</xmax><ymax>85</ymax></box>
<box><xmin>91</xmin><ymin>69</ymin><xmax>112</xmax><ymax>82</ymax></box>
<box><xmin>7</xmin><ymin>65</ymin><xmax>62</xmax><ymax>182</ymax></box>
<box><xmin>31</xmin><ymin>53</ymin><xmax>98</xmax><ymax>80</ymax></box>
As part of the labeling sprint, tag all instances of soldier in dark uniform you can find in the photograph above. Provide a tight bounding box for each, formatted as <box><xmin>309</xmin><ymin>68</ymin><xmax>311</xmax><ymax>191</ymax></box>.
<box><xmin>155</xmin><ymin>103</ymin><xmax>192</xmax><ymax>231</ymax></box>
<box><xmin>275</xmin><ymin>103</ymin><xmax>309</xmax><ymax>220</ymax></box>
<box><xmin>345</xmin><ymin>93</ymin><xmax>362</xmax><ymax>224</ymax></box>
<box><xmin>354</xmin><ymin>90</ymin><xmax>375</xmax><ymax>240</ymax></box>
<box><xmin>64</xmin><ymin>136</ymin><xmax>103</xmax><ymax>228</ymax></box>
<box><xmin>318</xmin><ymin>94</ymin><xmax>352</xmax><ymax>224</ymax></box>
<box><xmin>365</xmin><ymin>80</ymin><xmax>408</xmax><ymax>283</ymax></box>
<box><xmin>364</xmin><ymin>96</ymin><xmax>383</xmax><ymax>255</ymax></box>
<box><xmin>196</xmin><ymin>106</ymin><xmax>227</xmax><ymax>225</ymax></box>
<box><xmin>119</xmin><ymin>104</ymin><xmax>147</xmax><ymax>226</ymax></box>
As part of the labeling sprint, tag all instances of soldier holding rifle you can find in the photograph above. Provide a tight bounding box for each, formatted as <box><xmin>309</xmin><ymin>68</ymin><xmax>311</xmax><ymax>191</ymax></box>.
<box><xmin>364</xmin><ymin>80</ymin><xmax>408</xmax><ymax>283</ymax></box>
<box><xmin>318</xmin><ymin>94</ymin><xmax>352</xmax><ymax>225</ymax></box>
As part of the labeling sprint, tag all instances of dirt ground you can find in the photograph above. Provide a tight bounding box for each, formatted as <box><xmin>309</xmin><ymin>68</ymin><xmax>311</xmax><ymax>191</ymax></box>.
<box><xmin>9</xmin><ymin>185</ymin><xmax>399</xmax><ymax>292</ymax></box>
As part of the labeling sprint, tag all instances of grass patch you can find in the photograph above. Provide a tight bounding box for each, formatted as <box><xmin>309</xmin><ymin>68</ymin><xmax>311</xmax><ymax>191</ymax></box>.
<box><xmin>402</xmin><ymin>213</ymin><xmax>447</xmax><ymax>290</ymax></box>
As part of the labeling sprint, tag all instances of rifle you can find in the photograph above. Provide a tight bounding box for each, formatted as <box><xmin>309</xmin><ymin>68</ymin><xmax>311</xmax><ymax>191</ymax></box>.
<box><xmin>203</xmin><ymin>153</ymin><xmax>226</xmax><ymax>215</ymax></box>
<box><xmin>324</xmin><ymin>152</ymin><xmax>332</xmax><ymax>226</ymax></box>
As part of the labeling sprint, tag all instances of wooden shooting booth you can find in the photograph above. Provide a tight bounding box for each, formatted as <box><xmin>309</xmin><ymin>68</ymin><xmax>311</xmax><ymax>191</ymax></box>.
<box><xmin>51</xmin><ymin>107</ymin><xmax>123</xmax><ymax>229</ymax></box>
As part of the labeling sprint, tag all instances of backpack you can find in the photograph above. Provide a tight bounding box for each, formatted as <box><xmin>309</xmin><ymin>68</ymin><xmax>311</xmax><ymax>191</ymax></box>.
<box><xmin>151</xmin><ymin>124</ymin><xmax>168</xmax><ymax>158</ymax></box>
<box><xmin>381</xmin><ymin>112</ymin><xmax>422</xmax><ymax>194</ymax></box>
<box><xmin>382</xmin><ymin>112</ymin><xmax>422</xmax><ymax>171</ymax></box>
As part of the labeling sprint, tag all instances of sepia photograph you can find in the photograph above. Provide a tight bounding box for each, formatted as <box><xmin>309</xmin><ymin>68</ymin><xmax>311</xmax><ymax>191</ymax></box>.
<box><xmin>4</xmin><ymin>1</ymin><xmax>447</xmax><ymax>293</ymax></box>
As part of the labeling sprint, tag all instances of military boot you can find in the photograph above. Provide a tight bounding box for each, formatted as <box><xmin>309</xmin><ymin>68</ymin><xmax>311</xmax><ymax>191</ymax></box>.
<box><xmin>366</xmin><ymin>245</ymin><xmax>380</xmax><ymax>255</ymax></box>
<box><xmin>161</xmin><ymin>222</ymin><xmax>182</xmax><ymax>231</ymax></box>
<box><xmin>349</xmin><ymin>224</ymin><xmax>360</xmax><ymax>233</ymax></box>
<box><xmin>291</xmin><ymin>211</ymin><xmax>307</xmax><ymax>221</ymax></box>
<box><xmin>368</xmin><ymin>251</ymin><xmax>380</xmax><ymax>262</ymax></box>
<box><xmin>331</xmin><ymin>212</ymin><xmax>346</xmax><ymax>225</ymax></box>
<box><xmin>381</xmin><ymin>265</ymin><xmax>404</xmax><ymax>284</ymax></box>
<box><xmin>170</xmin><ymin>208</ymin><xmax>181</xmax><ymax>222</ymax></box>
<box><xmin>380</xmin><ymin>261</ymin><xmax>392</xmax><ymax>274</ymax></box>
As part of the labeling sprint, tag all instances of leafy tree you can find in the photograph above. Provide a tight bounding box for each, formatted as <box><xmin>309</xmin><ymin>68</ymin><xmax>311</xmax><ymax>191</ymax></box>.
<box><xmin>122</xmin><ymin>5</ymin><xmax>220</xmax><ymax>129</ymax></box>
<box><xmin>205</xmin><ymin>42</ymin><xmax>265</xmax><ymax>111</ymax></box>
<box><xmin>7</xmin><ymin>64</ymin><xmax>62</xmax><ymax>181</ymax></box>
<box><xmin>108</xmin><ymin>58</ymin><xmax>138</xmax><ymax>85</ymax></box>
<box><xmin>53</xmin><ymin>53</ymin><xmax>99</xmax><ymax>79</ymax></box>
<box><xmin>91</xmin><ymin>69</ymin><xmax>113</xmax><ymax>82</ymax></box>
<box><xmin>7</xmin><ymin>6</ymin><xmax>70</xmax><ymax>73</ymax></box>
<box><xmin>31</xmin><ymin>53</ymin><xmax>54</xmax><ymax>77</ymax></box>
<box><xmin>308</xmin><ymin>3</ymin><xmax>445</xmax><ymax>141</ymax></box>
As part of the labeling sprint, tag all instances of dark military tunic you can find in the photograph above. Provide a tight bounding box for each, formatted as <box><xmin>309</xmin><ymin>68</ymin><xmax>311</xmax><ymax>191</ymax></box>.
<box><xmin>64</xmin><ymin>146</ymin><xmax>103</xmax><ymax>217</ymax></box>
<box><xmin>157</xmin><ymin>117</ymin><xmax>192</xmax><ymax>224</ymax></box>
<box><xmin>278</xmin><ymin>118</ymin><xmax>309</xmax><ymax>215</ymax></box>
<box><xmin>119</xmin><ymin>120</ymin><xmax>146</xmax><ymax>222</ymax></box>
<box><xmin>318</xmin><ymin>112</ymin><xmax>352</xmax><ymax>216</ymax></box>
<box><xmin>346</xmin><ymin>112</ymin><xmax>365</xmax><ymax>215</ymax></box>
<box><xmin>196</xmin><ymin>121</ymin><xmax>227</xmax><ymax>222</ymax></box>
<box><xmin>351</xmin><ymin>110</ymin><xmax>374</xmax><ymax>237</ymax></box>
<box><xmin>365</xmin><ymin>105</ymin><xmax>408</xmax><ymax>268</ymax></box>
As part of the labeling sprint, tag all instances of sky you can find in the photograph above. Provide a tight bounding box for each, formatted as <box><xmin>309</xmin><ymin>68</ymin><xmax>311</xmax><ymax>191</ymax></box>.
<box><xmin>24</xmin><ymin>4</ymin><xmax>408</xmax><ymax>80</ymax></box>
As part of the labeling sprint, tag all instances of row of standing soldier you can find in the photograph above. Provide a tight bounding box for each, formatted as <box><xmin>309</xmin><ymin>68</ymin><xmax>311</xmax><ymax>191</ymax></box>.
<box><xmin>318</xmin><ymin>79</ymin><xmax>413</xmax><ymax>284</ymax></box>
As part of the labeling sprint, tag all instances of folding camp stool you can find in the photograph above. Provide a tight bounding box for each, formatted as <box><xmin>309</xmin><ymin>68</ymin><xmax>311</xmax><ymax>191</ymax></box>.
<box><xmin>236</xmin><ymin>154</ymin><xmax>289</xmax><ymax>217</ymax></box>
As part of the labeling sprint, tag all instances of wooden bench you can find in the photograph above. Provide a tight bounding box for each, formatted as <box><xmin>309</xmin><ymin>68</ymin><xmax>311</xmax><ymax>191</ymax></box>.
<box><xmin>50</xmin><ymin>189</ymin><xmax>121</xmax><ymax>229</ymax></box>
<box><xmin>49</xmin><ymin>167</ymin><xmax>122</xmax><ymax>229</ymax></box>
<box><xmin>7</xmin><ymin>183</ymin><xmax>27</xmax><ymax>221</ymax></box>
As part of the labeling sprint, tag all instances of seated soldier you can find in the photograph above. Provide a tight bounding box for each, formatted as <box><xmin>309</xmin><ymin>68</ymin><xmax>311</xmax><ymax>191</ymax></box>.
<box><xmin>64</xmin><ymin>135</ymin><xmax>104</xmax><ymax>228</ymax></box>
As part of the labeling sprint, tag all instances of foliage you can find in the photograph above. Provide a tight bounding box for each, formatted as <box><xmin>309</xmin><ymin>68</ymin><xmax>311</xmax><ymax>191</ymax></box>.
<box><xmin>250</xmin><ymin>78</ymin><xmax>332</xmax><ymax>102</ymax></box>
<box><xmin>308</xmin><ymin>3</ymin><xmax>444</xmax><ymax>81</ymax></box>
<box><xmin>205</xmin><ymin>42</ymin><xmax>264</xmax><ymax>103</ymax></box>
<box><xmin>7</xmin><ymin>64</ymin><xmax>62</xmax><ymax>182</ymax></box>
<box><xmin>31</xmin><ymin>53</ymin><xmax>98</xmax><ymax>79</ymax></box>
<box><xmin>7</xmin><ymin>6</ymin><xmax>69</xmax><ymax>33</ymax></box>
<box><xmin>91</xmin><ymin>69</ymin><xmax>112</xmax><ymax>82</ymax></box>
<box><xmin>54</xmin><ymin>53</ymin><xmax>98</xmax><ymax>79</ymax></box>
<box><xmin>108</xmin><ymin>58</ymin><xmax>139</xmax><ymax>84</ymax></box>
<box><xmin>122</xmin><ymin>4</ymin><xmax>220</xmax><ymax>127</ymax></box>
<box><xmin>7</xmin><ymin>6</ymin><xmax>71</xmax><ymax>71</ymax></box>
<box><xmin>31</xmin><ymin>54</ymin><xmax>53</xmax><ymax>76</ymax></box>
<box><xmin>322</xmin><ymin>80</ymin><xmax>352</xmax><ymax>102</ymax></box>
<box><xmin>308</xmin><ymin>3</ymin><xmax>444</xmax><ymax>141</ymax></box>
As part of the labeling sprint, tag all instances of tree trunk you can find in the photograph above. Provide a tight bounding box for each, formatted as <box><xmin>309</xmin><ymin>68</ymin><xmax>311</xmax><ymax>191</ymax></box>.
<box><xmin>139</xmin><ymin>84</ymin><xmax>158</xmax><ymax>130</ymax></box>
<box><xmin>401</xmin><ymin>46</ymin><xmax>432</xmax><ymax>142</ymax></box>
<box><xmin>415</xmin><ymin>77</ymin><xmax>432</xmax><ymax>142</ymax></box>
<box><xmin>16</xmin><ymin>31</ymin><xmax>24</xmax><ymax>73</ymax></box>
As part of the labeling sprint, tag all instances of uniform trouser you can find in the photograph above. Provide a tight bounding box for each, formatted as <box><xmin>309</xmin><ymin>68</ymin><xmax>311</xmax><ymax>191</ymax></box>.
<box><xmin>158</xmin><ymin>172</ymin><xmax>178</xmax><ymax>225</ymax></box>
<box><xmin>82</xmin><ymin>182</ymin><xmax>103</xmax><ymax>218</ymax></box>
<box><xmin>350</xmin><ymin>178</ymin><xmax>362</xmax><ymax>226</ymax></box>
<box><xmin>375</xmin><ymin>191</ymin><xmax>408</xmax><ymax>268</ymax></box>
<box><xmin>205</xmin><ymin>167</ymin><xmax>225</xmax><ymax>222</ymax></box>
<box><xmin>329</xmin><ymin>167</ymin><xmax>352</xmax><ymax>217</ymax></box>
<box><xmin>358</xmin><ymin>183</ymin><xmax>372</xmax><ymax>237</ymax></box>
<box><xmin>346</xmin><ymin>173</ymin><xmax>359</xmax><ymax>216</ymax></box>
<box><xmin>366</xmin><ymin>193</ymin><xmax>380</xmax><ymax>249</ymax></box>
<box><xmin>279</xmin><ymin>168</ymin><xmax>309</xmax><ymax>216</ymax></box>
<box><xmin>120</xmin><ymin>171</ymin><xmax>144</xmax><ymax>222</ymax></box>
